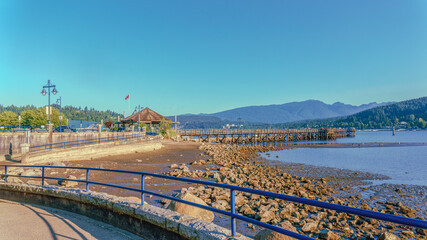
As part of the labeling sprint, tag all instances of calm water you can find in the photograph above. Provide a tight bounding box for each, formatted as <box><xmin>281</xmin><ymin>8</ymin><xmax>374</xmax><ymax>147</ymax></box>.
<box><xmin>262</xmin><ymin>131</ymin><xmax>427</xmax><ymax>186</ymax></box>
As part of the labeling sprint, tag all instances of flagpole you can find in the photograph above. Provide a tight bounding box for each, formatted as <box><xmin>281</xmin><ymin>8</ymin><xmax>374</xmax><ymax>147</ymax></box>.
<box><xmin>129</xmin><ymin>95</ymin><xmax>131</xmax><ymax>115</ymax></box>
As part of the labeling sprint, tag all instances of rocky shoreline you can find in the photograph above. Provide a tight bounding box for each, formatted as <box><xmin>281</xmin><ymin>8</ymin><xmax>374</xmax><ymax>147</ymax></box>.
<box><xmin>2</xmin><ymin>140</ymin><xmax>425</xmax><ymax>239</ymax></box>
<box><xmin>164</xmin><ymin>143</ymin><xmax>426</xmax><ymax>239</ymax></box>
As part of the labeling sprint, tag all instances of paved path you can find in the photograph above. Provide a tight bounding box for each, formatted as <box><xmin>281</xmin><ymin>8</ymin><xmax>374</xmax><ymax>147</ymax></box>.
<box><xmin>0</xmin><ymin>199</ymin><xmax>144</xmax><ymax>240</ymax></box>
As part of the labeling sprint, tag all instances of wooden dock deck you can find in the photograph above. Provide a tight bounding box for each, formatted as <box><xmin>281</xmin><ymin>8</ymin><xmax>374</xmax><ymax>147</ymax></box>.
<box><xmin>176</xmin><ymin>128</ymin><xmax>355</xmax><ymax>143</ymax></box>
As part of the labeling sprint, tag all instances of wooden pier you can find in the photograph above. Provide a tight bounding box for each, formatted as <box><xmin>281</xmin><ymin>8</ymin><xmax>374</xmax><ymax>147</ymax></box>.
<box><xmin>177</xmin><ymin>128</ymin><xmax>355</xmax><ymax>143</ymax></box>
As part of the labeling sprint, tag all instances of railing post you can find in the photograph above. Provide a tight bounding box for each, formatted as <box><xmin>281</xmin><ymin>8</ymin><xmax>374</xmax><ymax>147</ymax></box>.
<box><xmin>41</xmin><ymin>166</ymin><xmax>45</xmax><ymax>186</ymax></box>
<box><xmin>4</xmin><ymin>166</ymin><xmax>8</xmax><ymax>182</ymax></box>
<box><xmin>141</xmin><ymin>174</ymin><xmax>145</xmax><ymax>205</ymax></box>
<box><xmin>230</xmin><ymin>189</ymin><xmax>236</xmax><ymax>237</ymax></box>
<box><xmin>86</xmin><ymin>169</ymin><xmax>90</xmax><ymax>191</ymax></box>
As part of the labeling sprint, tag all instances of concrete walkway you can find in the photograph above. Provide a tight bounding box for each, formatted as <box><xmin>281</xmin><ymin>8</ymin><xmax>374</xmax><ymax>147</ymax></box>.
<box><xmin>0</xmin><ymin>199</ymin><xmax>144</xmax><ymax>240</ymax></box>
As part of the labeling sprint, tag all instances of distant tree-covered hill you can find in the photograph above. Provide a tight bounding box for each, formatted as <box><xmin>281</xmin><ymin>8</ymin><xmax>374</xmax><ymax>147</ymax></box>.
<box><xmin>57</xmin><ymin>105</ymin><xmax>121</xmax><ymax>123</ymax></box>
<box><xmin>0</xmin><ymin>104</ymin><xmax>121</xmax><ymax>126</ymax></box>
<box><xmin>168</xmin><ymin>114</ymin><xmax>245</xmax><ymax>129</ymax></box>
<box><xmin>277</xmin><ymin>96</ymin><xmax>427</xmax><ymax>129</ymax></box>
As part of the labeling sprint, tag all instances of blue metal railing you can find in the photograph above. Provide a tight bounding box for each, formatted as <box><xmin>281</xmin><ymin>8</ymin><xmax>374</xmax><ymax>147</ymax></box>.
<box><xmin>29</xmin><ymin>133</ymin><xmax>148</xmax><ymax>153</ymax></box>
<box><xmin>1</xmin><ymin>165</ymin><xmax>426</xmax><ymax>239</ymax></box>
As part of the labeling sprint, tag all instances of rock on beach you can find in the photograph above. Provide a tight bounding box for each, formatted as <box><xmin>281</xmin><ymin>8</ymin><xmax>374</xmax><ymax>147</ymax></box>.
<box><xmin>254</xmin><ymin>221</ymin><xmax>297</xmax><ymax>240</ymax></box>
<box><xmin>165</xmin><ymin>192</ymin><xmax>214</xmax><ymax>222</ymax></box>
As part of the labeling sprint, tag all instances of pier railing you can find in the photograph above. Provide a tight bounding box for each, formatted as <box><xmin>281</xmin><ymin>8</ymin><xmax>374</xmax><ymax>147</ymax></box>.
<box><xmin>29</xmin><ymin>133</ymin><xmax>147</xmax><ymax>153</ymax></box>
<box><xmin>1</xmin><ymin>165</ymin><xmax>425</xmax><ymax>240</ymax></box>
<box><xmin>178</xmin><ymin>128</ymin><xmax>352</xmax><ymax>135</ymax></box>
<box><xmin>177</xmin><ymin>128</ymin><xmax>355</xmax><ymax>143</ymax></box>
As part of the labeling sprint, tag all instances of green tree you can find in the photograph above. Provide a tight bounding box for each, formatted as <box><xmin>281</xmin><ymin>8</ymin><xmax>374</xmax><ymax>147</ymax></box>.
<box><xmin>0</xmin><ymin>111</ymin><xmax>19</xmax><ymax>126</ymax></box>
<box><xmin>139</xmin><ymin>122</ymin><xmax>147</xmax><ymax>130</ymax></box>
<box><xmin>159</xmin><ymin>119</ymin><xmax>172</xmax><ymax>137</ymax></box>
<box><xmin>419</xmin><ymin>119</ymin><xmax>426</xmax><ymax>129</ymax></box>
<box><xmin>50</xmin><ymin>108</ymin><xmax>67</xmax><ymax>127</ymax></box>
<box><xmin>21</xmin><ymin>109</ymin><xmax>46</xmax><ymax>127</ymax></box>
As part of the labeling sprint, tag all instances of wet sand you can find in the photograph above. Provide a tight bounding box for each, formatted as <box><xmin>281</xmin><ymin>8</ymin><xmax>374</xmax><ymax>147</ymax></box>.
<box><xmin>52</xmin><ymin>141</ymin><xmax>208</xmax><ymax>201</ymax></box>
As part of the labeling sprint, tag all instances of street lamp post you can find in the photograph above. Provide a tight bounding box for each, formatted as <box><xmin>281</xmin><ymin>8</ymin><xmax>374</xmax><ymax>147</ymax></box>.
<box><xmin>41</xmin><ymin>80</ymin><xmax>58</xmax><ymax>124</ymax></box>
<box><xmin>56</xmin><ymin>96</ymin><xmax>62</xmax><ymax>131</ymax></box>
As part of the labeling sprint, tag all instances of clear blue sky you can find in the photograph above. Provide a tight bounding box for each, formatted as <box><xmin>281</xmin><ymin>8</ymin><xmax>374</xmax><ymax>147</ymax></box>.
<box><xmin>1</xmin><ymin>0</ymin><xmax>426</xmax><ymax>116</ymax></box>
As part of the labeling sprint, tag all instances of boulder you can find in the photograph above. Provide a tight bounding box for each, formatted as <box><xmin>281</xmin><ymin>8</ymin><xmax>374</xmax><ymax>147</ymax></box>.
<box><xmin>166</xmin><ymin>192</ymin><xmax>214</xmax><ymax>222</ymax></box>
<box><xmin>170</xmin><ymin>164</ymin><xmax>178</xmax><ymax>169</ymax></box>
<box><xmin>6</xmin><ymin>177</ymin><xmax>23</xmax><ymax>183</ymax></box>
<box><xmin>301</xmin><ymin>221</ymin><xmax>318</xmax><ymax>233</ymax></box>
<box><xmin>256</xmin><ymin>210</ymin><xmax>276</xmax><ymax>223</ymax></box>
<box><xmin>319</xmin><ymin>230</ymin><xmax>341</xmax><ymax>240</ymax></box>
<box><xmin>235</xmin><ymin>194</ymin><xmax>246</xmax><ymax>207</ymax></box>
<box><xmin>212</xmin><ymin>200</ymin><xmax>228</xmax><ymax>211</ymax></box>
<box><xmin>178</xmin><ymin>164</ymin><xmax>188</xmax><ymax>170</ymax></box>
<box><xmin>8</xmin><ymin>167</ymin><xmax>24</xmax><ymax>175</ymax></box>
<box><xmin>254</xmin><ymin>221</ymin><xmax>297</xmax><ymax>240</ymax></box>
<box><xmin>58</xmin><ymin>175</ymin><xmax>78</xmax><ymax>188</ymax></box>
<box><xmin>378</xmin><ymin>232</ymin><xmax>399</xmax><ymax>240</ymax></box>
<box><xmin>240</xmin><ymin>204</ymin><xmax>256</xmax><ymax>215</ymax></box>
<box><xmin>22</xmin><ymin>168</ymin><xmax>42</xmax><ymax>177</ymax></box>
<box><xmin>278</xmin><ymin>204</ymin><xmax>295</xmax><ymax>219</ymax></box>
<box><xmin>400</xmin><ymin>230</ymin><xmax>415</xmax><ymax>238</ymax></box>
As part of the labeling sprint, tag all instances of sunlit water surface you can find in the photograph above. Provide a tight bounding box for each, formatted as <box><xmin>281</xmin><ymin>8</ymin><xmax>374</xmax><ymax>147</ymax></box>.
<box><xmin>262</xmin><ymin>131</ymin><xmax>427</xmax><ymax>186</ymax></box>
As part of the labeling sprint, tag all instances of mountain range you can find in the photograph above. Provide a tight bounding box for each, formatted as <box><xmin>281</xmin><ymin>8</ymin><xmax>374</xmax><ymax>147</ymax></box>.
<box><xmin>209</xmin><ymin>100</ymin><xmax>390</xmax><ymax>124</ymax></box>
<box><xmin>172</xmin><ymin>100</ymin><xmax>391</xmax><ymax>128</ymax></box>
<box><xmin>279</xmin><ymin>96</ymin><xmax>426</xmax><ymax>129</ymax></box>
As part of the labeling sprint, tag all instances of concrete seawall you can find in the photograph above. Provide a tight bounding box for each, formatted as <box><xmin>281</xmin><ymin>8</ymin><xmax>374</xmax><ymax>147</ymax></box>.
<box><xmin>0</xmin><ymin>132</ymin><xmax>142</xmax><ymax>155</ymax></box>
<box><xmin>0</xmin><ymin>182</ymin><xmax>249</xmax><ymax>240</ymax></box>
<box><xmin>22</xmin><ymin>136</ymin><xmax>163</xmax><ymax>164</ymax></box>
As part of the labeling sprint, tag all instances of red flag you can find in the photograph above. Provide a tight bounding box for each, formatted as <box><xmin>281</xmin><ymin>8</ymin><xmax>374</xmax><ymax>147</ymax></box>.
<box><xmin>125</xmin><ymin>94</ymin><xmax>130</xmax><ymax>100</ymax></box>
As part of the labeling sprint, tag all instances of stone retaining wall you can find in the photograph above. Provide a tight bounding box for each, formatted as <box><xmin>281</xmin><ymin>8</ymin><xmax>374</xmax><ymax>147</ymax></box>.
<box><xmin>0</xmin><ymin>182</ymin><xmax>249</xmax><ymax>240</ymax></box>
<box><xmin>22</xmin><ymin>136</ymin><xmax>163</xmax><ymax>164</ymax></box>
